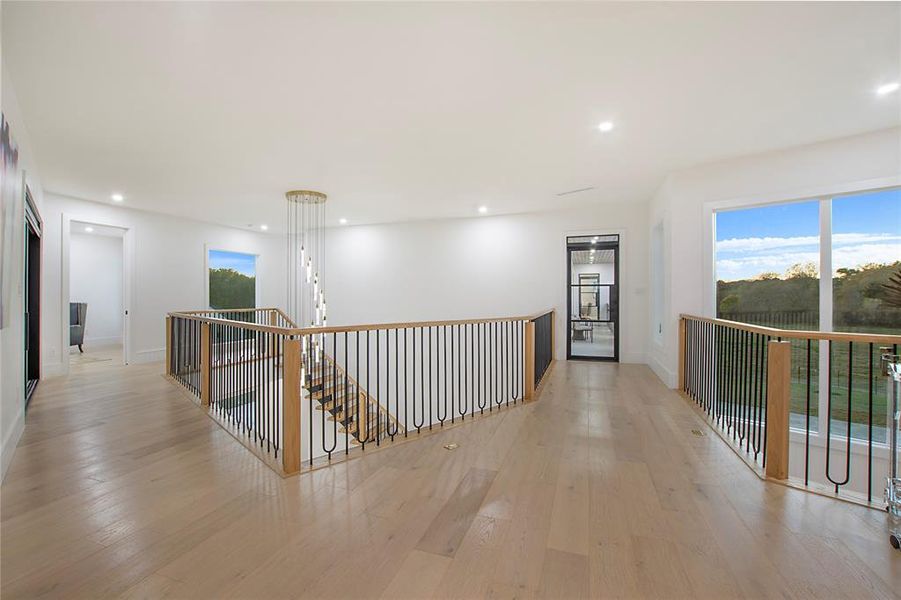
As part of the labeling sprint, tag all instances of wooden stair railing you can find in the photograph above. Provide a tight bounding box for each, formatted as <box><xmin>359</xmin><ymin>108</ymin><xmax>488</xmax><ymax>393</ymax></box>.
<box><xmin>679</xmin><ymin>313</ymin><xmax>901</xmax><ymax>509</ymax></box>
<box><xmin>166</xmin><ymin>308</ymin><xmax>556</xmax><ymax>476</ymax></box>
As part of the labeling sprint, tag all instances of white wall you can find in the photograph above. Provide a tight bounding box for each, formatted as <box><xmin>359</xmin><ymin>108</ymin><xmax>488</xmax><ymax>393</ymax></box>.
<box><xmin>69</xmin><ymin>231</ymin><xmax>123</xmax><ymax>346</ymax></box>
<box><xmin>648</xmin><ymin>127</ymin><xmax>901</xmax><ymax>387</ymax></box>
<box><xmin>42</xmin><ymin>194</ymin><xmax>286</xmax><ymax>374</ymax></box>
<box><xmin>1</xmin><ymin>59</ymin><xmax>46</xmax><ymax>480</ymax></box>
<box><xmin>323</xmin><ymin>203</ymin><xmax>649</xmax><ymax>363</ymax></box>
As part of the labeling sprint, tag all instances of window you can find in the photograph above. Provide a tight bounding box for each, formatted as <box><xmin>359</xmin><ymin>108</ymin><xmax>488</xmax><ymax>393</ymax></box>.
<box><xmin>715</xmin><ymin>187</ymin><xmax>901</xmax><ymax>441</ymax></box>
<box><xmin>830</xmin><ymin>188</ymin><xmax>900</xmax><ymax>442</ymax></box>
<box><xmin>208</xmin><ymin>249</ymin><xmax>257</xmax><ymax>309</ymax></box>
<box><xmin>832</xmin><ymin>188</ymin><xmax>901</xmax><ymax>334</ymax></box>
<box><xmin>715</xmin><ymin>199</ymin><xmax>820</xmax><ymax>330</ymax></box>
<box><xmin>716</xmin><ymin>199</ymin><xmax>821</xmax><ymax>432</ymax></box>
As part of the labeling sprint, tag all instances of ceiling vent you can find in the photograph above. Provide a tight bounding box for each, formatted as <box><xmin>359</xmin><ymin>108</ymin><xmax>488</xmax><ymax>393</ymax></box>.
<box><xmin>556</xmin><ymin>186</ymin><xmax>595</xmax><ymax>197</ymax></box>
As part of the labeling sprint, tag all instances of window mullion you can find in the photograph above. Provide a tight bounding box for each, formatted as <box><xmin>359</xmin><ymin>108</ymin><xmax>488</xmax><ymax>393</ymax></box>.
<box><xmin>817</xmin><ymin>198</ymin><xmax>832</xmax><ymax>439</ymax></box>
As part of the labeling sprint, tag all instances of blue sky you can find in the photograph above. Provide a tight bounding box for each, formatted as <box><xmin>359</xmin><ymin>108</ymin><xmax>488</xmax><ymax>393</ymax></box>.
<box><xmin>209</xmin><ymin>249</ymin><xmax>256</xmax><ymax>276</ymax></box>
<box><xmin>716</xmin><ymin>189</ymin><xmax>901</xmax><ymax>281</ymax></box>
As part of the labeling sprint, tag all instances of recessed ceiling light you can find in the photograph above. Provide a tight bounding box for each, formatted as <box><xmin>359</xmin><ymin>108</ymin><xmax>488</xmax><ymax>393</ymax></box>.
<box><xmin>260</xmin><ymin>224</ymin><xmax>268</xmax><ymax>231</ymax></box>
<box><xmin>111</xmin><ymin>193</ymin><xmax>124</xmax><ymax>202</ymax></box>
<box><xmin>478</xmin><ymin>206</ymin><xmax>488</xmax><ymax>214</ymax></box>
<box><xmin>877</xmin><ymin>82</ymin><xmax>900</xmax><ymax>96</ymax></box>
<box><xmin>598</xmin><ymin>121</ymin><xmax>614</xmax><ymax>132</ymax></box>
<box><xmin>85</xmin><ymin>226</ymin><xmax>94</xmax><ymax>233</ymax></box>
<box><xmin>339</xmin><ymin>218</ymin><xmax>348</xmax><ymax>225</ymax></box>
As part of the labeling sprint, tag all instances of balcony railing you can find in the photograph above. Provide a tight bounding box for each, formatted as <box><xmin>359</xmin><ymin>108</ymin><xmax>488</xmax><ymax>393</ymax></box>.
<box><xmin>679</xmin><ymin>314</ymin><xmax>901</xmax><ymax>507</ymax></box>
<box><xmin>166</xmin><ymin>308</ymin><xmax>555</xmax><ymax>475</ymax></box>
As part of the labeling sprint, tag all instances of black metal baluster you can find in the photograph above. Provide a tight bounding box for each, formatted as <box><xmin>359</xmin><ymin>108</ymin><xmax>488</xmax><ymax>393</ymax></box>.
<box><xmin>428</xmin><ymin>326</ymin><xmax>433</xmax><ymax>430</ymax></box>
<box><xmin>825</xmin><ymin>340</ymin><xmax>852</xmax><ymax>494</ymax></box>
<box><xmin>478</xmin><ymin>323</ymin><xmax>484</xmax><ymax>413</ymax></box>
<box><xmin>804</xmin><ymin>338</ymin><xmax>811</xmax><ymax>485</ymax></box>
<box><xmin>404</xmin><ymin>328</ymin><xmax>409</xmax><ymax>437</ymax></box>
<box><xmin>390</xmin><ymin>328</ymin><xmax>399</xmax><ymax>440</ymax></box>
<box><xmin>867</xmin><ymin>342</ymin><xmax>874</xmax><ymax>502</ymax></box>
<box><xmin>344</xmin><ymin>331</ymin><xmax>350</xmax><ymax>454</ymax></box>
<box><xmin>449</xmin><ymin>324</ymin><xmax>455</xmax><ymax>425</ymax></box>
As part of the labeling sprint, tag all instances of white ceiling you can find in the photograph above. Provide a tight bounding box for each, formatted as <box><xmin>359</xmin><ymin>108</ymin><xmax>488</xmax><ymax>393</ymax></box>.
<box><xmin>71</xmin><ymin>220</ymin><xmax>126</xmax><ymax>238</ymax></box>
<box><xmin>3</xmin><ymin>2</ymin><xmax>899</xmax><ymax>231</ymax></box>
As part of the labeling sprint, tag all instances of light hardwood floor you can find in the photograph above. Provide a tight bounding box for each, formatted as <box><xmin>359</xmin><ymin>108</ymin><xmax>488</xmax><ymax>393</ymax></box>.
<box><xmin>1</xmin><ymin>359</ymin><xmax>898</xmax><ymax>599</ymax></box>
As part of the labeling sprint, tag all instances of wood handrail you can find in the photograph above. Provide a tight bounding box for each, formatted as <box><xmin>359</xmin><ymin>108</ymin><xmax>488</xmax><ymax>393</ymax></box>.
<box><xmin>174</xmin><ymin>307</ymin><xmax>279</xmax><ymax>315</ymax></box>
<box><xmin>167</xmin><ymin>308</ymin><xmax>556</xmax><ymax>337</ymax></box>
<box><xmin>680</xmin><ymin>314</ymin><xmax>901</xmax><ymax>345</ymax></box>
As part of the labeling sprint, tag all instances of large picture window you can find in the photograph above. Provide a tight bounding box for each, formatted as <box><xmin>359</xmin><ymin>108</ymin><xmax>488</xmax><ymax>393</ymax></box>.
<box><xmin>715</xmin><ymin>187</ymin><xmax>901</xmax><ymax>441</ymax></box>
<box><xmin>208</xmin><ymin>249</ymin><xmax>257</xmax><ymax>309</ymax></box>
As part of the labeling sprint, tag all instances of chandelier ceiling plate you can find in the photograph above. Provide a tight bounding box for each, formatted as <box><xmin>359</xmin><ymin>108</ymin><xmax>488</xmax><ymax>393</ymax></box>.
<box><xmin>285</xmin><ymin>190</ymin><xmax>327</xmax><ymax>204</ymax></box>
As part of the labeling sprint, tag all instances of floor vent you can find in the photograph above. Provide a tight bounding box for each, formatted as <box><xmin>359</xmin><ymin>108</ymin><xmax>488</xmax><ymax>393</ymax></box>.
<box><xmin>691</xmin><ymin>429</ymin><xmax>706</xmax><ymax>437</ymax></box>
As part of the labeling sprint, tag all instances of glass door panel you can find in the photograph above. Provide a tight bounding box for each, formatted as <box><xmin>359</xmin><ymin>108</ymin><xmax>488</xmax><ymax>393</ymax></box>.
<box><xmin>567</xmin><ymin>235</ymin><xmax>619</xmax><ymax>361</ymax></box>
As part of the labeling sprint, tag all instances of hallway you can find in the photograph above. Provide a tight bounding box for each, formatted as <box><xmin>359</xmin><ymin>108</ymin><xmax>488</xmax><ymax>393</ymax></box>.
<box><xmin>1</xmin><ymin>359</ymin><xmax>897</xmax><ymax>599</ymax></box>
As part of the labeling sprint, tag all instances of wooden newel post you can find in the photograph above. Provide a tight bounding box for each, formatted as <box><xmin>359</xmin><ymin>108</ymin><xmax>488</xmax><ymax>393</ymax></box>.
<box><xmin>283</xmin><ymin>336</ymin><xmax>301</xmax><ymax>474</ymax></box>
<box><xmin>165</xmin><ymin>316</ymin><xmax>172</xmax><ymax>376</ymax></box>
<box><xmin>524</xmin><ymin>320</ymin><xmax>536</xmax><ymax>401</ymax></box>
<box><xmin>677</xmin><ymin>317</ymin><xmax>686</xmax><ymax>391</ymax></box>
<box><xmin>200</xmin><ymin>322</ymin><xmax>211</xmax><ymax>406</ymax></box>
<box><xmin>765</xmin><ymin>340</ymin><xmax>792</xmax><ymax>480</ymax></box>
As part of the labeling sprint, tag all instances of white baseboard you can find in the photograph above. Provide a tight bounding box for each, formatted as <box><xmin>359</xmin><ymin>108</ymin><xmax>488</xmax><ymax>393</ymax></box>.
<box><xmin>1</xmin><ymin>408</ymin><xmax>25</xmax><ymax>483</ymax></box>
<box><xmin>648</xmin><ymin>354</ymin><xmax>677</xmax><ymax>388</ymax></box>
<box><xmin>133</xmin><ymin>348</ymin><xmax>165</xmax><ymax>364</ymax></box>
<box><xmin>42</xmin><ymin>361</ymin><xmax>66</xmax><ymax>378</ymax></box>
<box><xmin>620</xmin><ymin>352</ymin><xmax>647</xmax><ymax>365</ymax></box>
<box><xmin>83</xmin><ymin>335</ymin><xmax>122</xmax><ymax>345</ymax></box>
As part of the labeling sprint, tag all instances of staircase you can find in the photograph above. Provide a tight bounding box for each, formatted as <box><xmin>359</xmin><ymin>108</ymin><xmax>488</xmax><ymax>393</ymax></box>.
<box><xmin>305</xmin><ymin>356</ymin><xmax>403</xmax><ymax>444</ymax></box>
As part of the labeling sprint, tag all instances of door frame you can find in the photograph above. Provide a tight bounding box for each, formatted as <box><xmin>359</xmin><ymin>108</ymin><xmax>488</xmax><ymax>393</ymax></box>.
<box><xmin>566</xmin><ymin>234</ymin><xmax>620</xmax><ymax>362</ymax></box>
<box><xmin>24</xmin><ymin>185</ymin><xmax>41</xmax><ymax>405</ymax></box>
<box><xmin>61</xmin><ymin>213</ymin><xmax>134</xmax><ymax>372</ymax></box>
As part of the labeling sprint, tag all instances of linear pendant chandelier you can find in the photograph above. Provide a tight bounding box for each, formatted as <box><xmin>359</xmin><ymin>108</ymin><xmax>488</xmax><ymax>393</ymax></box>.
<box><xmin>285</xmin><ymin>190</ymin><xmax>327</xmax><ymax>331</ymax></box>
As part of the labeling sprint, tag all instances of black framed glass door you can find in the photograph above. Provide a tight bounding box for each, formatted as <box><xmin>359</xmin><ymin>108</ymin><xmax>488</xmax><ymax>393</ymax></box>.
<box><xmin>567</xmin><ymin>234</ymin><xmax>619</xmax><ymax>361</ymax></box>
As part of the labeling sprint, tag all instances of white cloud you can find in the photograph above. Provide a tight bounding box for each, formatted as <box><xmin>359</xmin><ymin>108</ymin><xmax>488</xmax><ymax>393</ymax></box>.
<box><xmin>717</xmin><ymin>232</ymin><xmax>901</xmax><ymax>254</ymax></box>
<box><xmin>716</xmin><ymin>232</ymin><xmax>900</xmax><ymax>281</ymax></box>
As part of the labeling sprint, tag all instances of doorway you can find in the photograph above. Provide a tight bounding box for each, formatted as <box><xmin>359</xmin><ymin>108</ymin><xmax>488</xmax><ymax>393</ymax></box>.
<box><xmin>567</xmin><ymin>234</ymin><xmax>619</xmax><ymax>361</ymax></box>
<box><xmin>24</xmin><ymin>188</ymin><xmax>41</xmax><ymax>405</ymax></box>
<box><xmin>67</xmin><ymin>220</ymin><xmax>127</xmax><ymax>368</ymax></box>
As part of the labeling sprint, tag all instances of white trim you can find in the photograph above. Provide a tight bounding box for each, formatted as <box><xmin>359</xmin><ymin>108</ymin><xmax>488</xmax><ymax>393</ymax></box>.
<box><xmin>0</xmin><ymin>410</ymin><xmax>24</xmax><ymax>483</ymax></box>
<box><xmin>648</xmin><ymin>354</ymin><xmax>677</xmax><ymax>388</ymax></box>
<box><xmin>702</xmin><ymin>178</ymin><xmax>901</xmax><ymax>472</ymax></box>
<box><xmin>61</xmin><ymin>213</ymin><xmax>134</xmax><ymax>374</ymax></box>
<box><xmin>562</xmin><ymin>227</ymin><xmax>626</xmax><ymax>362</ymax></box>
<box><xmin>203</xmin><ymin>244</ymin><xmax>261</xmax><ymax>310</ymax></box>
<box><xmin>818</xmin><ymin>200</ymin><xmax>832</xmax><ymax>439</ymax></box>
<box><xmin>701</xmin><ymin>175</ymin><xmax>901</xmax><ymax>311</ymax></box>
<box><xmin>133</xmin><ymin>347</ymin><xmax>165</xmax><ymax>363</ymax></box>
<box><xmin>82</xmin><ymin>335</ymin><xmax>123</xmax><ymax>345</ymax></box>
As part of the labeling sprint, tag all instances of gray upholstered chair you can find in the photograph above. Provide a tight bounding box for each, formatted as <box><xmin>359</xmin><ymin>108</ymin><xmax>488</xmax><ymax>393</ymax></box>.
<box><xmin>70</xmin><ymin>302</ymin><xmax>87</xmax><ymax>353</ymax></box>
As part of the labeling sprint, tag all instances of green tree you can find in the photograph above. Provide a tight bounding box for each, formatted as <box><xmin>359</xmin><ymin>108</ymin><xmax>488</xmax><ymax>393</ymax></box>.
<box><xmin>209</xmin><ymin>268</ymin><xmax>255</xmax><ymax>309</ymax></box>
<box><xmin>719</xmin><ymin>294</ymin><xmax>740</xmax><ymax>313</ymax></box>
